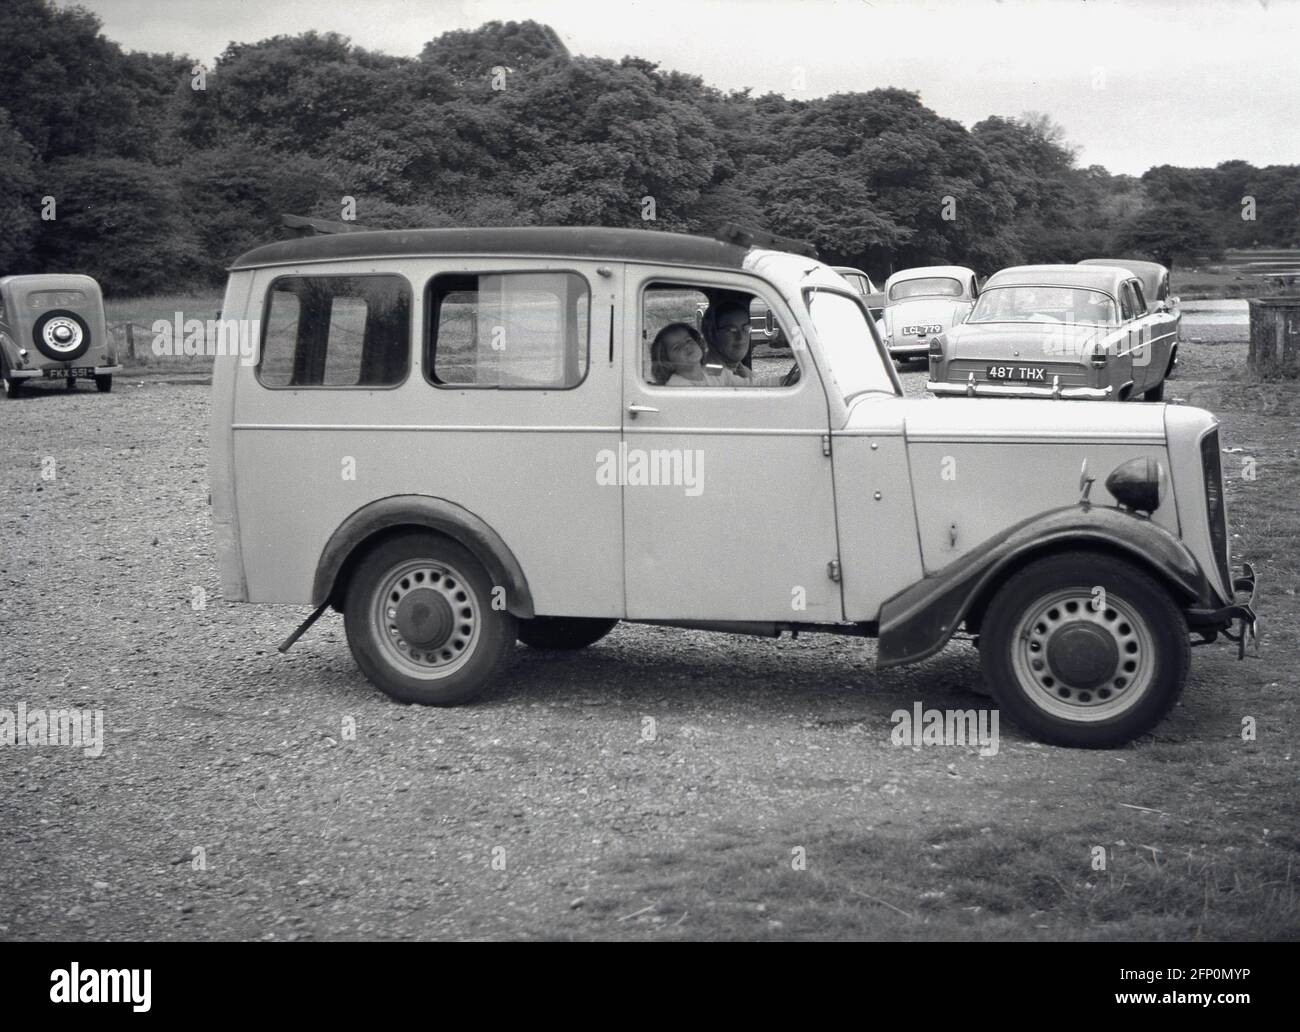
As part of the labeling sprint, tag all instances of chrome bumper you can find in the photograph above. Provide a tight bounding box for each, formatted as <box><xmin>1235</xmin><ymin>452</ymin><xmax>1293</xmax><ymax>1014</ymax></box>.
<box><xmin>928</xmin><ymin>373</ymin><xmax>1113</xmax><ymax>399</ymax></box>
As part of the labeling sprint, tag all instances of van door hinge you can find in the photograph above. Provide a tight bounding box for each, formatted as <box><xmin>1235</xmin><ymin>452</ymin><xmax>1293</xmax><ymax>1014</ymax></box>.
<box><xmin>821</xmin><ymin>434</ymin><xmax>831</xmax><ymax>457</ymax></box>
<box><xmin>827</xmin><ymin>559</ymin><xmax>841</xmax><ymax>582</ymax></box>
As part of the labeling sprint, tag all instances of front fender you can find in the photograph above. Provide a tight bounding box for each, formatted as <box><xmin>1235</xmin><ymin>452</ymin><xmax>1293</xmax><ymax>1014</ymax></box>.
<box><xmin>876</xmin><ymin>504</ymin><xmax>1210</xmax><ymax>668</ymax></box>
<box><xmin>312</xmin><ymin>494</ymin><xmax>535</xmax><ymax>618</ymax></box>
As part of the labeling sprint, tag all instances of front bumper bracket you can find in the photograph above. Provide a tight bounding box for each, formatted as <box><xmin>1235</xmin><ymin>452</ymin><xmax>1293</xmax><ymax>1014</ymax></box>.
<box><xmin>1187</xmin><ymin>561</ymin><xmax>1258</xmax><ymax>659</ymax></box>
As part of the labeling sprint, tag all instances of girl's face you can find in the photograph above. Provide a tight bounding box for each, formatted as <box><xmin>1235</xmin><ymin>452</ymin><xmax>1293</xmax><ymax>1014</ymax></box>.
<box><xmin>664</xmin><ymin>330</ymin><xmax>702</xmax><ymax>374</ymax></box>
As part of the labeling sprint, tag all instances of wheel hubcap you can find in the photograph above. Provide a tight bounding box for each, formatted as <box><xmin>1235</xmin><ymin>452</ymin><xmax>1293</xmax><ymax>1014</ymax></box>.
<box><xmin>1011</xmin><ymin>588</ymin><xmax>1154</xmax><ymax>721</ymax></box>
<box><xmin>42</xmin><ymin>317</ymin><xmax>83</xmax><ymax>354</ymax></box>
<box><xmin>370</xmin><ymin>558</ymin><xmax>480</xmax><ymax>679</ymax></box>
<box><xmin>1046</xmin><ymin>623</ymin><xmax>1118</xmax><ymax>689</ymax></box>
<box><xmin>393</xmin><ymin>588</ymin><xmax>454</xmax><ymax>648</ymax></box>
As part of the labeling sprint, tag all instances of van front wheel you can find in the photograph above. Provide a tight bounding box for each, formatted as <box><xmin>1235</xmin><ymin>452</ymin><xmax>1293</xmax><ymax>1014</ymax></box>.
<box><xmin>979</xmin><ymin>552</ymin><xmax>1189</xmax><ymax>748</ymax></box>
<box><xmin>343</xmin><ymin>532</ymin><xmax>516</xmax><ymax>706</ymax></box>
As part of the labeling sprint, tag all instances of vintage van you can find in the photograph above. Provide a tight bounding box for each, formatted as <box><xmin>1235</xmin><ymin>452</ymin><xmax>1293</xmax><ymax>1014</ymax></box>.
<box><xmin>210</xmin><ymin>226</ymin><xmax>1256</xmax><ymax>748</ymax></box>
<box><xmin>0</xmin><ymin>274</ymin><xmax>120</xmax><ymax>397</ymax></box>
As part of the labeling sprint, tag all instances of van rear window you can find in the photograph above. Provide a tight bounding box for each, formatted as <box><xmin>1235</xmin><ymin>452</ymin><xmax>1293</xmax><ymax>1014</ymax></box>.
<box><xmin>258</xmin><ymin>275</ymin><xmax>410</xmax><ymax>388</ymax></box>
<box><xmin>427</xmin><ymin>272</ymin><xmax>589</xmax><ymax>389</ymax></box>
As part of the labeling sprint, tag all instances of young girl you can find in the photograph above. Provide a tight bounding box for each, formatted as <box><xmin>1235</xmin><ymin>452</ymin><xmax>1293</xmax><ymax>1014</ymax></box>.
<box><xmin>650</xmin><ymin>322</ymin><xmax>710</xmax><ymax>385</ymax></box>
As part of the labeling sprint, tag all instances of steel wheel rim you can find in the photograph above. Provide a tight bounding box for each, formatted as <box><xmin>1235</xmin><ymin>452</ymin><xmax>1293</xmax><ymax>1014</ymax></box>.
<box><xmin>42</xmin><ymin>317</ymin><xmax>84</xmax><ymax>355</ymax></box>
<box><xmin>1010</xmin><ymin>587</ymin><xmax>1155</xmax><ymax>722</ymax></box>
<box><xmin>369</xmin><ymin>558</ymin><xmax>480</xmax><ymax>679</ymax></box>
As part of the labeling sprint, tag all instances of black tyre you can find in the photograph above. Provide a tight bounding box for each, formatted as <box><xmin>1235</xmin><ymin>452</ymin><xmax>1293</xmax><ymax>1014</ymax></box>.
<box><xmin>1143</xmin><ymin>378</ymin><xmax>1165</xmax><ymax>402</ymax></box>
<box><xmin>517</xmin><ymin>616</ymin><xmax>618</xmax><ymax>650</ymax></box>
<box><xmin>343</xmin><ymin>531</ymin><xmax>516</xmax><ymax>706</ymax></box>
<box><xmin>32</xmin><ymin>310</ymin><xmax>91</xmax><ymax>363</ymax></box>
<box><xmin>979</xmin><ymin>551</ymin><xmax>1189</xmax><ymax>748</ymax></box>
<box><xmin>1</xmin><ymin>355</ymin><xmax>20</xmax><ymax>399</ymax></box>
<box><xmin>95</xmin><ymin>374</ymin><xmax>113</xmax><ymax>393</ymax></box>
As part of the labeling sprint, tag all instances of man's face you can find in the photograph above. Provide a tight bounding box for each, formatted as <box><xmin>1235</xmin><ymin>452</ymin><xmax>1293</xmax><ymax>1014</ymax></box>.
<box><xmin>711</xmin><ymin>308</ymin><xmax>750</xmax><ymax>364</ymax></box>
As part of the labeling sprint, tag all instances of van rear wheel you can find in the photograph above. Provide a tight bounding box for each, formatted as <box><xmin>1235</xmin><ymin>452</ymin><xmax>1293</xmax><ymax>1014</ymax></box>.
<box><xmin>95</xmin><ymin>374</ymin><xmax>112</xmax><ymax>393</ymax></box>
<box><xmin>343</xmin><ymin>532</ymin><xmax>516</xmax><ymax>706</ymax></box>
<box><xmin>978</xmin><ymin>552</ymin><xmax>1188</xmax><ymax>748</ymax></box>
<box><xmin>518</xmin><ymin>617</ymin><xmax>618</xmax><ymax>650</ymax></box>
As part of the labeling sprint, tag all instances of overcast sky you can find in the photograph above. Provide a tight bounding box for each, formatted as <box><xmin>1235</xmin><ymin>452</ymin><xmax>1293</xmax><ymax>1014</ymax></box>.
<box><xmin>65</xmin><ymin>0</ymin><xmax>1300</xmax><ymax>175</ymax></box>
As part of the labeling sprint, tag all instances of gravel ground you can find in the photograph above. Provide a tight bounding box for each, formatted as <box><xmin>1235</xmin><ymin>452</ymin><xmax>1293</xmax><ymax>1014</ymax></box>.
<box><xmin>0</xmin><ymin>364</ymin><xmax>1294</xmax><ymax>941</ymax></box>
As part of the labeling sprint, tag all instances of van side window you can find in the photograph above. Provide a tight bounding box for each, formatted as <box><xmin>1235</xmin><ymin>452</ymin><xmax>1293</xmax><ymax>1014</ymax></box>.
<box><xmin>1129</xmin><ymin>280</ymin><xmax>1147</xmax><ymax>315</ymax></box>
<box><xmin>427</xmin><ymin>272</ymin><xmax>589</xmax><ymax>388</ymax></box>
<box><xmin>258</xmin><ymin>275</ymin><xmax>410</xmax><ymax>388</ymax></box>
<box><xmin>642</xmin><ymin>282</ymin><xmax>798</xmax><ymax>388</ymax></box>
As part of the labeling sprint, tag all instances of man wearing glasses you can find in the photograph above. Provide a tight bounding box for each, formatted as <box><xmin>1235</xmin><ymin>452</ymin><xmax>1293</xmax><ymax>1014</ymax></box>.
<box><xmin>701</xmin><ymin>300</ymin><xmax>800</xmax><ymax>387</ymax></box>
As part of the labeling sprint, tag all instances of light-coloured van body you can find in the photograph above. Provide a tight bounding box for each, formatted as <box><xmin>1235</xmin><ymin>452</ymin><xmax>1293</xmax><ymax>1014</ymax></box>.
<box><xmin>210</xmin><ymin>227</ymin><xmax>1255</xmax><ymax>747</ymax></box>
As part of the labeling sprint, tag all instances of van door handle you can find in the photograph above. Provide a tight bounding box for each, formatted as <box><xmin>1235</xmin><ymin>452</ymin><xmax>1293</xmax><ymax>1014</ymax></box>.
<box><xmin>627</xmin><ymin>403</ymin><xmax>659</xmax><ymax>418</ymax></box>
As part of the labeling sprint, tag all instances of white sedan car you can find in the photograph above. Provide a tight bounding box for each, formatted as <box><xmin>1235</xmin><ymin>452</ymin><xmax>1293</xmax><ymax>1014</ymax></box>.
<box><xmin>876</xmin><ymin>265</ymin><xmax>979</xmax><ymax>362</ymax></box>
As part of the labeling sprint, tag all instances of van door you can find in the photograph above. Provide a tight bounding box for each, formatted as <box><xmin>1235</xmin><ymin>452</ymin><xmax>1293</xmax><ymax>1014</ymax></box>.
<box><xmin>619</xmin><ymin>270</ymin><xmax>841</xmax><ymax>623</ymax></box>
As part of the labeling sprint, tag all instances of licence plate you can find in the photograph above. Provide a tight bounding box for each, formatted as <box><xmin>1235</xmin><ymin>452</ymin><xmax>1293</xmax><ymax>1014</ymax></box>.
<box><xmin>901</xmin><ymin>324</ymin><xmax>942</xmax><ymax>336</ymax></box>
<box><xmin>986</xmin><ymin>365</ymin><xmax>1047</xmax><ymax>381</ymax></box>
<box><xmin>43</xmin><ymin>367</ymin><xmax>94</xmax><ymax>378</ymax></box>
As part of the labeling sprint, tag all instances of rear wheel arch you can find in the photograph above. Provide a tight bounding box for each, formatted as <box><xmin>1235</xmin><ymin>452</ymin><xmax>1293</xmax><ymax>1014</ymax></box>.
<box><xmin>314</xmin><ymin>496</ymin><xmax>535</xmax><ymax>619</ymax></box>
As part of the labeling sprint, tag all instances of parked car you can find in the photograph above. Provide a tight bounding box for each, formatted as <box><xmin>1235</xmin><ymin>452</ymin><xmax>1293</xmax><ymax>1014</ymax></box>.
<box><xmin>830</xmin><ymin>265</ymin><xmax>887</xmax><ymax>320</ymax></box>
<box><xmin>1078</xmin><ymin>257</ymin><xmax>1180</xmax><ymax>379</ymax></box>
<box><xmin>928</xmin><ymin>264</ymin><xmax>1177</xmax><ymax>401</ymax></box>
<box><xmin>0</xmin><ymin>274</ymin><xmax>120</xmax><ymax>397</ymax></box>
<box><xmin>877</xmin><ymin>265</ymin><xmax>979</xmax><ymax>362</ymax></box>
<box><xmin>211</xmin><ymin>226</ymin><xmax>1255</xmax><ymax>748</ymax></box>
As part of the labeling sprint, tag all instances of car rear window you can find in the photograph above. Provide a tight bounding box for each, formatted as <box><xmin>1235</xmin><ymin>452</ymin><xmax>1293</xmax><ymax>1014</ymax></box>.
<box><xmin>427</xmin><ymin>272</ymin><xmax>589</xmax><ymax>389</ymax></box>
<box><xmin>888</xmin><ymin>277</ymin><xmax>963</xmax><ymax>301</ymax></box>
<box><xmin>258</xmin><ymin>275</ymin><xmax>411</xmax><ymax>388</ymax></box>
<box><xmin>968</xmin><ymin>285</ymin><xmax>1119</xmax><ymax>326</ymax></box>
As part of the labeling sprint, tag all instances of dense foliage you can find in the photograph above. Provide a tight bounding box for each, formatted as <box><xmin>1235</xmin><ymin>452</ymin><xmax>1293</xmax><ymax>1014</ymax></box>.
<box><xmin>1</xmin><ymin>1</ymin><xmax>1294</xmax><ymax>293</ymax></box>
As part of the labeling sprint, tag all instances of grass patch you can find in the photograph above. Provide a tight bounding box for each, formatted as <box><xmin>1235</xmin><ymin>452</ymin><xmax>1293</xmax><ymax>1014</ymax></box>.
<box><xmin>103</xmin><ymin>290</ymin><xmax>223</xmax><ymax>371</ymax></box>
<box><xmin>545</xmin><ymin>817</ymin><xmax>1297</xmax><ymax>941</ymax></box>
<box><xmin>1172</xmin><ymin>269</ymin><xmax>1294</xmax><ymax>301</ymax></box>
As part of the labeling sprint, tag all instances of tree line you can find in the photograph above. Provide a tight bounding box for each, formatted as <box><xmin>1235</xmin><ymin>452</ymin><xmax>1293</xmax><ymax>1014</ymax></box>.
<box><xmin>1</xmin><ymin>1</ymin><xmax>1296</xmax><ymax>294</ymax></box>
